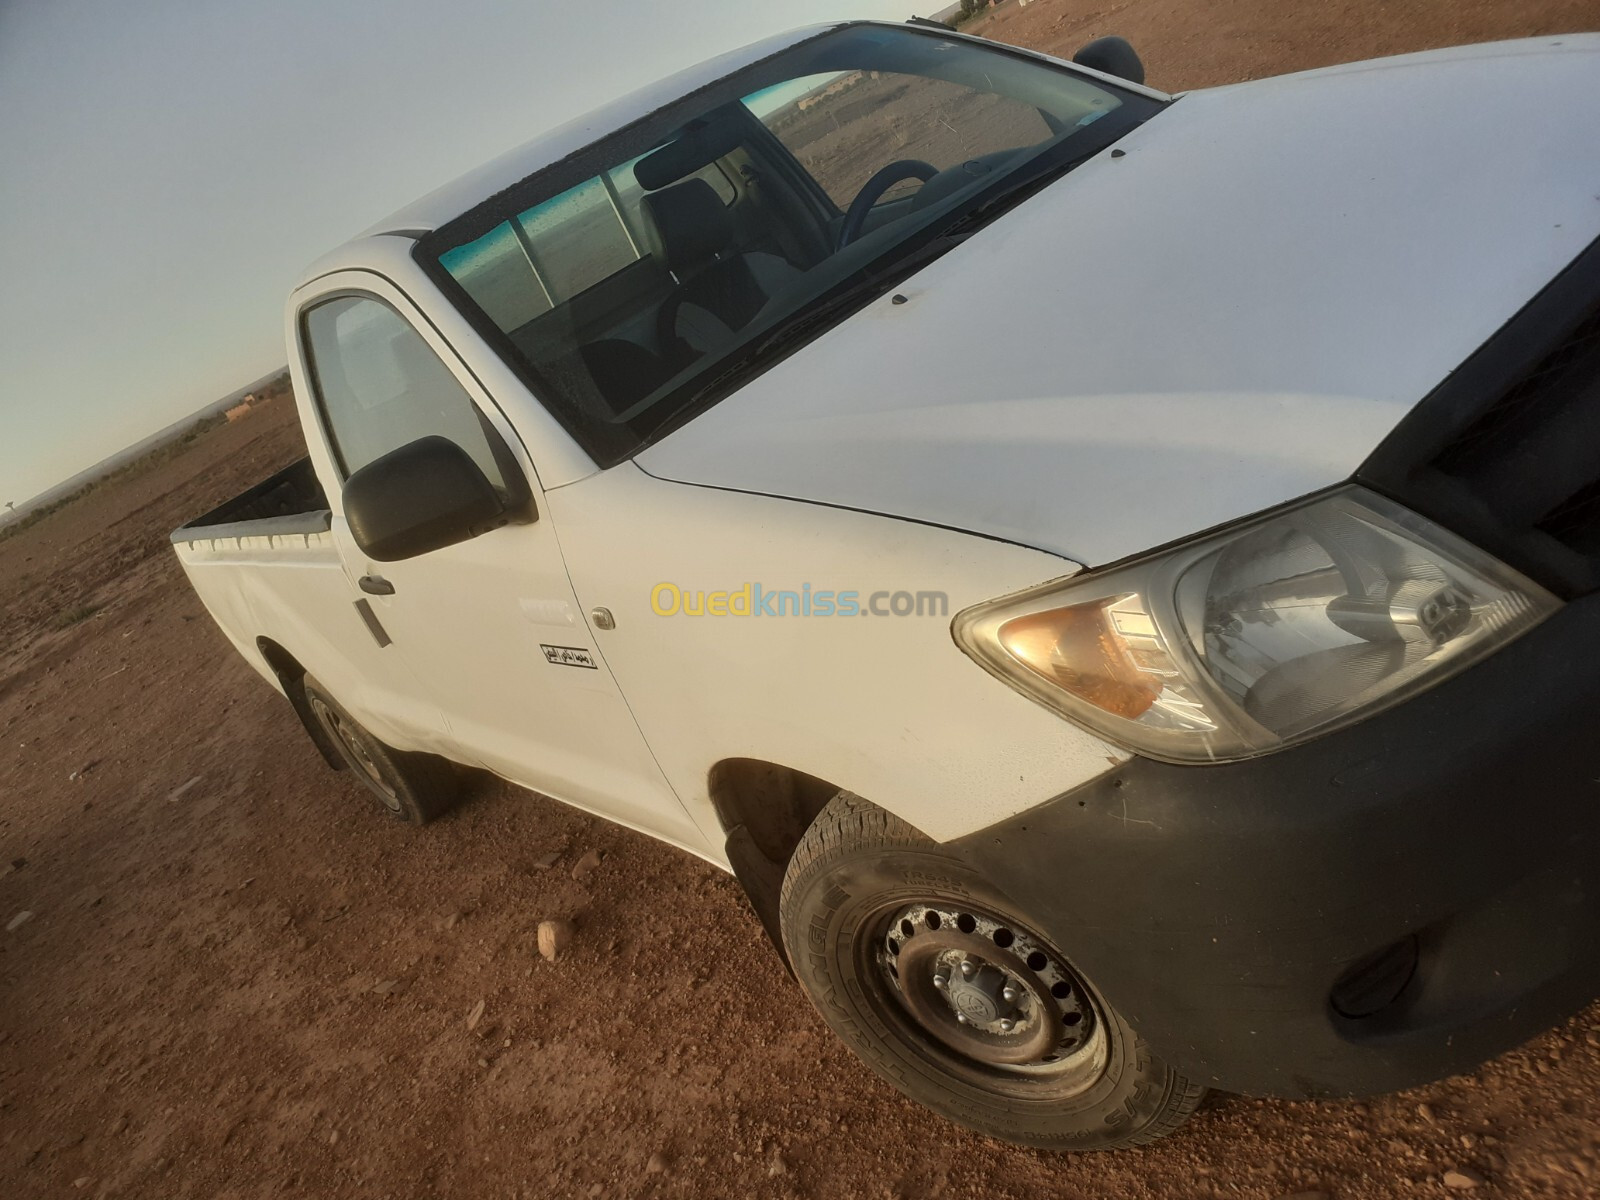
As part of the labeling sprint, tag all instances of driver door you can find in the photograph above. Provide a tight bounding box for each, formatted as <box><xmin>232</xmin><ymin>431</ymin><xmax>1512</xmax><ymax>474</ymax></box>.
<box><xmin>296</xmin><ymin>272</ymin><xmax>705</xmax><ymax>851</ymax></box>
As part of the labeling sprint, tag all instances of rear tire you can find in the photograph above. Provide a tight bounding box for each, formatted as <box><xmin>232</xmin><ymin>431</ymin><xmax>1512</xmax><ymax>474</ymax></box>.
<box><xmin>303</xmin><ymin>676</ymin><xmax>460</xmax><ymax>824</ymax></box>
<box><xmin>779</xmin><ymin>792</ymin><xmax>1205</xmax><ymax>1150</ymax></box>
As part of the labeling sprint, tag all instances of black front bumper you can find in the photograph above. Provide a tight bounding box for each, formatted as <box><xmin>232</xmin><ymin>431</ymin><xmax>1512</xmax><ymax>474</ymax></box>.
<box><xmin>952</xmin><ymin>593</ymin><xmax>1600</xmax><ymax>1098</ymax></box>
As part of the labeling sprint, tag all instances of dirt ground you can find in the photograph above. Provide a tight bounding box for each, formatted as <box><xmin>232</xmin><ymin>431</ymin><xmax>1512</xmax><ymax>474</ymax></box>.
<box><xmin>6</xmin><ymin>1</ymin><xmax>1600</xmax><ymax>1196</ymax></box>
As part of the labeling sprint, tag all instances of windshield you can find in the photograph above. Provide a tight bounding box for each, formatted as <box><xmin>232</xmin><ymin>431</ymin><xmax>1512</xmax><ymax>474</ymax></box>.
<box><xmin>416</xmin><ymin>25</ymin><xmax>1160</xmax><ymax>466</ymax></box>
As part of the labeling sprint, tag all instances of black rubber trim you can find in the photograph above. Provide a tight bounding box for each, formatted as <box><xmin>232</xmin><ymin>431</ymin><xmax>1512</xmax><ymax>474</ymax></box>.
<box><xmin>255</xmin><ymin>641</ymin><xmax>346</xmax><ymax>773</ymax></box>
<box><xmin>950</xmin><ymin>592</ymin><xmax>1600</xmax><ymax>1098</ymax></box>
<box><xmin>1358</xmin><ymin>233</ymin><xmax>1600</xmax><ymax>597</ymax></box>
<box><xmin>353</xmin><ymin>599</ymin><xmax>393</xmax><ymax>649</ymax></box>
<box><xmin>724</xmin><ymin>824</ymin><xmax>793</xmax><ymax>977</ymax></box>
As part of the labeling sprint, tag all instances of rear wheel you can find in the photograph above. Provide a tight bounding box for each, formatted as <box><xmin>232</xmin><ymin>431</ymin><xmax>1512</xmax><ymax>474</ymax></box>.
<box><xmin>779</xmin><ymin>793</ymin><xmax>1205</xmax><ymax>1150</ymax></box>
<box><xmin>303</xmin><ymin>676</ymin><xmax>460</xmax><ymax>824</ymax></box>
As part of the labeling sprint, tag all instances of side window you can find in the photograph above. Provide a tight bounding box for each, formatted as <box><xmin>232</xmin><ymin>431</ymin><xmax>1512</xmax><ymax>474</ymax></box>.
<box><xmin>746</xmin><ymin>71</ymin><xmax>1054</xmax><ymax>209</ymax></box>
<box><xmin>302</xmin><ymin>295</ymin><xmax>510</xmax><ymax>490</ymax></box>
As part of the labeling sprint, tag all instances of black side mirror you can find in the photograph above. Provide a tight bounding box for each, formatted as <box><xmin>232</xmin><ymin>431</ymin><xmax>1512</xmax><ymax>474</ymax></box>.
<box><xmin>1073</xmin><ymin>36</ymin><xmax>1146</xmax><ymax>86</ymax></box>
<box><xmin>343</xmin><ymin>436</ymin><xmax>507</xmax><ymax>562</ymax></box>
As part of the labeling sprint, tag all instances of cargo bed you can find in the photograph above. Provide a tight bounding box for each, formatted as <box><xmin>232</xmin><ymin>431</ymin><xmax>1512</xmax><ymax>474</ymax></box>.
<box><xmin>170</xmin><ymin>458</ymin><xmax>329</xmax><ymax>546</ymax></box>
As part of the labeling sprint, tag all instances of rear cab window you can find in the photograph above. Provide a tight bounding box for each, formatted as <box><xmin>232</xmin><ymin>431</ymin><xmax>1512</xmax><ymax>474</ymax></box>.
<box><xmin>441</xmin><ymin>159</ymin><xmax>737</xmax><ymax>332</ymax></box>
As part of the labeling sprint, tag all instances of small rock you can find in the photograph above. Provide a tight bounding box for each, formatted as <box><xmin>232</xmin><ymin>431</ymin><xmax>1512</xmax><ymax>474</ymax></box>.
<box><xmin>1274</xmin><ymin>1193</ymin><xmax>1329</xmax><ymax>1200</ymax></box>
<box><xmin>73</xmin><ymin>1178</ymin><xmax>91</xmax><ymax>1190</ymax></box>
<box><xmin>1418</xmin><ymin>1102</ymin><xmax>1436</xmax><ymax>1122</ymax></box>
<box><xmin>646</xmin><ymin>1151</ymin><xmax>670</xmax><ymax>1174</ymax></box>
<box><xmin>538</xmin><ymin>918</ymin><xmax>575</xmax><ymax>962</ymax></box>
<box><xmin>571</xmin><ymin>850</ymin><xmax>603</xmax><ymax>881</ymax></box>
<box><xmin>768</xmin><ymin>1152</ymin><xmax>789</xmax><ymax>1178</ymax></box>
<box><xmin>328</xmin><ymin>1129</ymin><xmax>339</xmax><ymax>1146</ymax></box>
<box><xmin>1444</xmin><ymin>1168</ymin><xmax>1485</xmax><ymax>1190</ymax></box>
<box><xmin>109</xmin><ymin>1115</ymin><xmax>128</xmax><ymax>1136</ymax></box>
<box><xmin>442</xmin><ymin>911</ymin><xmax>460</xmax><ymax>931</ymax></box>
<box><xmin>5</xmin><ymin>911</ymin><xmax>33</xmax><ymax>932</ymax></box>
<box><xmin>167</xmin><ymin>775</ymin><xmax>203</xmax><ymax>803</ymax></box>
<box><xmin>466</xmin><ymin>999</ymin><xmax>486</xmax><ymax>1031</ymax></box>
<box><xmin>530</xmin><ymin>851</ymin><xmax>560</xmax><ymax>871</ymax></box>
<box><xmin>477</xmin><ymin>1057</ymin><xmax>489</xmax><ymax>1068</ymax></box>
<box><xmin>371</xmin><ymin>979</ymin><xmax>402</xmax><ymax>996</ymax></box>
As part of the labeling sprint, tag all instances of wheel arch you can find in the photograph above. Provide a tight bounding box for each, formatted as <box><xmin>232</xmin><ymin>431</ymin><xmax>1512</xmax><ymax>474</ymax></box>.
<box><xmin>706</xmin><ymin>757</ymin><xmax>847</xmax><ymax>971</ymax></box>
<box><xmin>255</xmin><ymin>636</ymin><xmax>346</xmax><ymax>770</ymax></box>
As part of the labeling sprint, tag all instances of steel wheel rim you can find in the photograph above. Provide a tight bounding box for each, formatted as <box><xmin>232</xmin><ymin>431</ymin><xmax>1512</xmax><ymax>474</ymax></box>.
<box><xmin>311</xmin><ymin>696</ymin><xmax>401</xmax><ymax>812</ymax></box>
<box><xmin>868</xmin><ymin>899</ymin><xmax>1109</xmax><ymax>1094</ymax></box>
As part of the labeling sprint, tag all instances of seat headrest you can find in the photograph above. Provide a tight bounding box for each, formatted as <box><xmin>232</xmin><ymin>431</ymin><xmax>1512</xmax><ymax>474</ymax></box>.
<box><xmin>639</xmin><ymin>179</ymin><xmax>733</xmax><ymax>276</ymax></box>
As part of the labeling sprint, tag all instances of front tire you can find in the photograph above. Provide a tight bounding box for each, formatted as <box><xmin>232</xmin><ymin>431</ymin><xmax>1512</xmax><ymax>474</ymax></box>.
<box><xmin>303</xmin><ymin>676</ymin><xmax>460</xmax><ymax>825</ymax></box>
<box><xmin>779</xmin><ymin>793</ymin><xmax>1204</xmax><ymax>1150</ymax></box>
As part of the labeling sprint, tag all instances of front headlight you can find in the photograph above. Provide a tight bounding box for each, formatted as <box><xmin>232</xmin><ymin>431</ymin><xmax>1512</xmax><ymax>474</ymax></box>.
<box><xmin>953</xmin><ymin>487</ymin><xmax>1559</xmax><ymax>762</ymax></box>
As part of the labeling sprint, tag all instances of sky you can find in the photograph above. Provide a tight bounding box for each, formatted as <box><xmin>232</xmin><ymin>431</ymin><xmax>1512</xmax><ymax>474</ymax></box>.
<box><xmin>0</xmin><ymin>0</ymin><xmax>913</xmax><ymax>508</ymax></box>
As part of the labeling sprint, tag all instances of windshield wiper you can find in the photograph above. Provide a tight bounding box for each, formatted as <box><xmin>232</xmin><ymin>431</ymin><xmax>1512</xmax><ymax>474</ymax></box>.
<box><xmin>694</xmin><ymin>148</ymin><xmax>1102</xmax><ymax>388</ymax></box>
<box><xmin>649</xmin><ymin>232</ymin><xmax>970</xmax><ymax>440</ymax></box>
<box><xmin>751</xmin><ymin>233</ymin><xmax>968</xmax><ymax>359</ymax></box>
<box><xmin>645</xmin><ymin>134</ymin><xmax>1131</xmax><ymax>446</ymax></box>
<box><xmin>935</xmin><ymin>143</ymin><xmax>1104</xmax><ymax>241</ymax></box>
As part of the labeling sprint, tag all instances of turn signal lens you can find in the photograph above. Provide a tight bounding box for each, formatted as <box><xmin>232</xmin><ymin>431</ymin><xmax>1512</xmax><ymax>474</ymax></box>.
<box><xmin>998</xmin><ymin>596</ymin><xmax>1167</xmax><ymax>720</ymax></box>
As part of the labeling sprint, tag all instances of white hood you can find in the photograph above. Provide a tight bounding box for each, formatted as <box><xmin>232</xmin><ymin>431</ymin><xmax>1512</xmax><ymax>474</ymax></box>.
<box><xmin>637</xmin><ymin>37</ymin><xmax>1600</xmax><ymax>566</ymax></box>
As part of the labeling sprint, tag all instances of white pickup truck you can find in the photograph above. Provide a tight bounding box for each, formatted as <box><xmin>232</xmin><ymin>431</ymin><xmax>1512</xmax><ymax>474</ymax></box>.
<box><xmin>174</xmin><ymin>20</ymin><xmax>1600</xmax><ymax>1149</ymax></box>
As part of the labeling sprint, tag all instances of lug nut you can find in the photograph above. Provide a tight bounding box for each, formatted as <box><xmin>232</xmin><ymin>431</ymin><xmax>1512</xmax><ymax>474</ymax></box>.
<box><xmin>959</xmin><ymin>960</ymin><xmax>976</xmax><ymax>979</ymax></box>
<box><xmin>932</xmin><ymin>973</ymin><xmax>948</xmax><ymax>990</ymax></box>
<box><xmin>956</xmin><ymin>1013</ymin><xmax>969</xmax><ymax>1024</ymax></box>
<box><xmin>999</xmin><ymin>1018</ymin><xmax>1015</xmax><ymax>1032</ymax></box>
<box><xmin>1001</xmin><ymin>986</ymin><xmax>1018</xmax><ymax>1004</ymax></box>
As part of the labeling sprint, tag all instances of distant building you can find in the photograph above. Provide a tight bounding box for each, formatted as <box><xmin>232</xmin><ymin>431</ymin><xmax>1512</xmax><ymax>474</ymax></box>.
<box><xmin>224</xmin><ymin>391</ymin><xmax>277</xmax><ymax>422</ymax></box>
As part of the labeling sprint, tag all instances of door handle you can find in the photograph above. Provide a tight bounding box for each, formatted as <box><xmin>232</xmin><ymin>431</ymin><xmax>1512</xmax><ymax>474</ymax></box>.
<box><xmin>359</xmin><ymin>575</ymin><xmax>396</xmax><ymax>596</ymax></box>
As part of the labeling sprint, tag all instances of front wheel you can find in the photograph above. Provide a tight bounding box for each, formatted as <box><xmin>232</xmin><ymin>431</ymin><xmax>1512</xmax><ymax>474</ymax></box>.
<box><xmin>779</xmin><ymin>793</ymin><xmax>1205</xmax><ymax>1150</ymax></box>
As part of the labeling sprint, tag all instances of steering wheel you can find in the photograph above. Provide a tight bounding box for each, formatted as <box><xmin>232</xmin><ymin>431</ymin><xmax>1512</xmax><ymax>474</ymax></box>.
<box><xmin>837</xmin><ymin>159</ymin><xmax>940</xmax><ymax>249</ymax></box>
